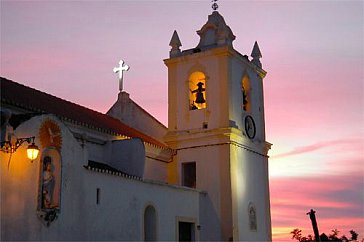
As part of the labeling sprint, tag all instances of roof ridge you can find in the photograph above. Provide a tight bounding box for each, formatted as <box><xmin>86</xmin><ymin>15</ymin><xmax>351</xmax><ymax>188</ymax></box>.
<box><xmin>111</xmin><ymin>94</ymin><xmax>167</xmax><ymax>129</ymax></box>
<box><xmin>0</xmin><ymin>76</ymin><xmax>168</xmax><ymax>148</ymax></box>
<box><xmin>1</xmin><ymin>77</ymin><xmax>113</xmax><ymax>118</ymax></box>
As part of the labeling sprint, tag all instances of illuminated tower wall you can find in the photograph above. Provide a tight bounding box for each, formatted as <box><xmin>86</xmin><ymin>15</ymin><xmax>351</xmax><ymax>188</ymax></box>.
<box><xmin>164</xmin><ymin>11</ymin><xmax>272</xmax><ymax>241</ymax></box>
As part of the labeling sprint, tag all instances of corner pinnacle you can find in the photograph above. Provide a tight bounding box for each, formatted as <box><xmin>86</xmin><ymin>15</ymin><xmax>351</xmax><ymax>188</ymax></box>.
<box><xmin>251</xmin><ymin>41</ymin><xmax>262</xmax><ymax>68</ymax></box>
<box><xmin>251</xmin><ymin>41</ymin><xmax>262</xmax><ymax>59</ymax></box>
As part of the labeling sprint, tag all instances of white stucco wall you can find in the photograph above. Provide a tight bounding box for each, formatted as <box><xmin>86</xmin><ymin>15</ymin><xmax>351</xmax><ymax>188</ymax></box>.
<box><xmin>166</xmin><ymin>46</ymin><xmax>267</xmax><ymax>141</ymax></box>
<box><xmin>107</xmin><ymin>92</ymin><xmax>167</xmax><ymax>142</ymax></box>
<box><xmin>165</xmin><ymin>47</ymin><xmax>231</xmax><ymax>132</ymax></box>
<box><xmin>229</xmin><ymin>56</ymin><xmax>266</xmax><ymax>141</ymax></box>
<box><xmin>165</xmin><ymin>45</ymin><xmax>272</xmax><ymax>241</ymax></box>
<box><xmin>177</xmin><ymin>143</ymin><xmax>232</xmax><ymax>241</ymax></box>
<box><xmin>1</xmin><ymin>115</ymin><xmax>86</xmax><ymax>241</ymax></box>
<box><xmin>143</xmin><ymin>144</ymin><xmax>171</xmax><ymax>182</ymax></box>
<box><xmin>144</xmin><ymin>156</ymin><xmax>168</xmax><ymax>181</ymax></box>
<box><xmin>66</xmin><ymin>123</ymin><xmax>170</xmax><ymax>182</ymax></box>
<box><xmin>82</xmin><ymin>172</ymin><xmax>201</xmax><ymax>241</ymax></box>
<box><xmin>1</xmin><ymin>115</ymin><xmax>201</xmax><ymax>241</ymax></box>
<box><xmin>230</xmin><ymin>143</ymin><xmax>272</xmax><ymax>241</ymax></box>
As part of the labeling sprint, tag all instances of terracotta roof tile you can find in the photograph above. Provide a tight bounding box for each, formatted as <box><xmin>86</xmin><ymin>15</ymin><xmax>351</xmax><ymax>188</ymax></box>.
<box><xmin>1</xmin><ymin>77</ymin><xmax>167</xmax><ymax>148</ymax></box>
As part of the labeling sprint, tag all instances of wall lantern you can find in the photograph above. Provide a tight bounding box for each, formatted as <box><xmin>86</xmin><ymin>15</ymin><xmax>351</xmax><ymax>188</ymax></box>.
<box><xmin>0</xmin><ymin>136</ymin><xmax>39</xmax><ymax>161</ymax></box>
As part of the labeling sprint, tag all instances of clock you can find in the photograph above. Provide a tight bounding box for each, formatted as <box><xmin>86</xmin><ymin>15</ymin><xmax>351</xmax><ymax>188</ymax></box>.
<box><xmin>39</xmin><ymin>119</ymin><xmax>62</xmax><ymax>151</ymax></box>
<box><xmin>244</xmin><ymin>115</ymin><xmax>256</xmax><ymax>139</ymax></box>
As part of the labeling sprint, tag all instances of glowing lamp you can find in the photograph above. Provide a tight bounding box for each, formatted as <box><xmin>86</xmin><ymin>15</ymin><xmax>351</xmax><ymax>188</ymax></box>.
<box><xmin>1</xmin><ymin>136</ymin><xmax>39</xmax><ymax>161</ymax></box>
<box><xmin>27</xmin><ymin>142</ymin><xmax>39</xmax><ymax>160</ymax></box>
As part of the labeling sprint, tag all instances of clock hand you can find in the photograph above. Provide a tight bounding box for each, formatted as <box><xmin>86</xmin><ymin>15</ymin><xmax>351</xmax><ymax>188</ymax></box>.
<box><xmin>247</xmin><ymin>122</ymin><xmax>252</xmax><ymax>131</ymax></box>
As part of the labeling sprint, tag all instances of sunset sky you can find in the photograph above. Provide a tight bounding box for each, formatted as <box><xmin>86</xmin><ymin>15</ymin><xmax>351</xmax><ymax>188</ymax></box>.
<box><xmin>1</xmin><ymin>1</ymin><xmax>363</xmax><ymax>241</ymax></box>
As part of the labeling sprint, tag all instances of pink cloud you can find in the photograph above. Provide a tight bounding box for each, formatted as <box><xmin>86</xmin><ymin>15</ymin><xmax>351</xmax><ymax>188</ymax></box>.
<box><xmin>270</xmin><ymin>174</ymin><xmax>364</xmax><ymax>241</ymax></box>
<box><xmin>272</xmin><ymin>138</ymin><xmax>362</xmax><ymax>159</ymax></box>
<box><xmin>1</xmin><ymin>47</ymin><xmax>83</xmax><ymax>74</ymax></box>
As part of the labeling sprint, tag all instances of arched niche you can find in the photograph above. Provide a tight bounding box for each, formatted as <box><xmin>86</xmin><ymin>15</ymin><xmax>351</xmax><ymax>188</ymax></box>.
<box><xmin>37</xmin><ymin>147</ymin><xmax>62</xmax><ymax>226</ymax></box>
<box><xmin>248</xmin><ymin>202</ymin><xmax>257</xmax><ymax>231</ymax></box>
<box><xmin>189</xmin><ymin>71</ymin><xmax>207</xmax><ymax>110</ymax></box>
<box><xmin>241</xmin><ymin>74</ymin><xmax>251</xmax><ymax>112</ymax></box>
<box><xmin>144</xmin><ymin>205</ymin><xmax>157</xmax><ymax>241</ymax></box>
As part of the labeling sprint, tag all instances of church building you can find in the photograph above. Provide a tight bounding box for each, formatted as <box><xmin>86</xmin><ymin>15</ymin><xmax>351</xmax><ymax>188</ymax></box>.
<box><xmin>1</xmin><ymin>9</ymin><xmax>272</xmax><ymax>242</ymax></box>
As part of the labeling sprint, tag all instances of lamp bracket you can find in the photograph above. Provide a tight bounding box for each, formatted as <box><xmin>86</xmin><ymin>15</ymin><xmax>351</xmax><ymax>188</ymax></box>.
<box><xmin>0</xmin><ymin>136</ymin><xmax>35</xmax><ymax>154</ymax></box>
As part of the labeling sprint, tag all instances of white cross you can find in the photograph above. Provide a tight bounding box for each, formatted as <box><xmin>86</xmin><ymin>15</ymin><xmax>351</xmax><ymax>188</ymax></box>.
<box><xmin>113</xmin><ymin>59</ymin><xmax>130</xmax><ymax>92</ymax></box>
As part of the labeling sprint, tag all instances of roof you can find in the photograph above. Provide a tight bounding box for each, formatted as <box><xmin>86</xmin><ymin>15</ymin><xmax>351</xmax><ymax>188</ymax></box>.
<box><xmin>84</xmin><ymin>160</ymin><xmax>142</xmax><ymax>180</ymax></box>
<box><xmin>0</xmin><ymin>77</ymin><xmax>167</xmax><ymax>148</ymax></box>
<box><xmin>84</xmin><ymin>160</ymin><xmax>203</xmax><ymax>193</ymax></box>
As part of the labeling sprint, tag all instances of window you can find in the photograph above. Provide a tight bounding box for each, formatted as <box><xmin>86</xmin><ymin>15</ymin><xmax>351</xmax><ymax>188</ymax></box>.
<box><xmin>189</xmin><ymin>72</ymin><xmax>207</xmax><ymax>110</ymax></box>
<box><xmin>202</xmin><ymin>122</ymin><xmax>208</xmax><ymax>129</ymax></box>
<box><xmin>144</xmin><ymin>205</ymin><xmax>157</xmax><ymax>241</ymax></box>
<box><xmin>96</xmin><ymin>188</ymin><xmax>100</xmax><ymax>205</ymax></box>
<box><xmin>182</xmin><ymin>162</ymin><xmax>196</xmax><ymax>188</ymax></box>
<box><xmin>178</xmin><ymin>221</ymin><xmax>195</xmax><ymax>242</ymax></box>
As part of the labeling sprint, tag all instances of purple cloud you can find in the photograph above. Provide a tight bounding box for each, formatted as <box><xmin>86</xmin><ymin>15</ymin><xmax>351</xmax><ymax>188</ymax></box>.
<box><xmin>271</xmin><ymin>138</ymin><xmax>362</xmax><ymax>159</ymax></box>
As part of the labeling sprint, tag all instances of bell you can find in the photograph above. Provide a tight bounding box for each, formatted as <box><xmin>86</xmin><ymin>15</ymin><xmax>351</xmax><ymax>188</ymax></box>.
<box><xmin>193</xmin><ymin>82</ymin><xmax>206</xmax><ymax>104</ymax></box>
<box><xmin>195</xmin><ymin>92</ymin><xmax>206</xmax><ymax>104</ymax></box>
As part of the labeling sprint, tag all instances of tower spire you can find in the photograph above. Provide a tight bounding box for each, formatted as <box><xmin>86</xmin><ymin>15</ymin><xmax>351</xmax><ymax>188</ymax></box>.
<box><xmin>251</xmin><ymin>41</ymin><xmax>262</xmax><ymax>68</ymax></box>
<box><xmin>169</xmin><ymin>30</ymin><xmax>182</xmax><ymax>57</ymax></box>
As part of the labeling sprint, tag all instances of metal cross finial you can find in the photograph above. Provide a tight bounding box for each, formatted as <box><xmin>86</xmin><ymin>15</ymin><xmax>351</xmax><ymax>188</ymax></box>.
<box><xmin>113</xmin><ymin>59</ymin><xmax>130</xmax><ymax>92</ymax></box>
<box><xmin>211</xmin><ymin>0</ymin><xmax>218</xmax><ymax>11</ymax></box>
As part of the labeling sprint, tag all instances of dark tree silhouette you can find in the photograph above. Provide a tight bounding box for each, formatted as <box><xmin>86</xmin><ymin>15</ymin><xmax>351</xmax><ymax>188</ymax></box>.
<box><xmin>321</xmin><ymin>233</ymin><xmax>329</xmax><ymax>241</ymax></box>
<box><xmin>291</xmin><ymin>228</ymin><xmax>303</xmax><ymax>242</ymax></box>
<box><xmin>329</xmin><ymin>229</ymin><xmax>341</xmax><ymax>241</ymax></box>
<box><xmin>290</xmin><ymin>229</ymin><xmax>360</xmax><ymax>242</ymax></box>
<box><xmin>350</xmin><ymin>230</ymin><xmax>359</xmax><ymax>241</ymax></box>
<box><xmin>340</xmin><ymin>235</ymin><xmax>349</xmax><ymax>242</ymax></box>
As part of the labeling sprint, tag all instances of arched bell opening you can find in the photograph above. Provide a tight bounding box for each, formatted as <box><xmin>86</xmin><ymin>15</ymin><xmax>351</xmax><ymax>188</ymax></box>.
<box><xmin>241</xmin><ymin>75</ymin><xmax>251</xmax><ymax>112</ymax></box>
<box><xmin>189</xmin><ymin>71</ymin><xmax>207</xmax><ymax>110</ymax></box>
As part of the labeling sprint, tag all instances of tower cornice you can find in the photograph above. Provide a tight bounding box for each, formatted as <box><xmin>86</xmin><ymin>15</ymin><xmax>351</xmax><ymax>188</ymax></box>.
<box><xmin>164</xmin><ymin>45</ymin><xmax>267</xmax><ymax>78</ymax></box>
<box><xmin>164</xmin><ymin>127</ymin><xmax>271</xmax><ymax>157</ymax></box>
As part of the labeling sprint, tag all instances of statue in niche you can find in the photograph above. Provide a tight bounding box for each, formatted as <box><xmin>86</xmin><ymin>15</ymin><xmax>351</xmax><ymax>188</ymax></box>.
<box><xmin>37</xmin><ymin>119</ymin><xmax>62</xmax><ymax>226</ymax></box>
<box><xmin>42</xmin><ymin>156</ymin><xmax>56</xmax><ymax>209</ymax></box>
<box><xmin>37</xmin><ymin>151</ymin><xmax>61</xmax><ymax>226</ymax></box>
<box><xmin>249</xmin><ymin>204</ymin><xmax>257</xmax><ymax>231</ymax></box>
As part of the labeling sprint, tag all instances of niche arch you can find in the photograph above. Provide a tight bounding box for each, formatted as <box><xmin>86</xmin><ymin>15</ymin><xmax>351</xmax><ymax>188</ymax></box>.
<box><xmin>143</xmin><ymin>204</ymin><xmax>158</xmax><ymax>241</ymax></box>
<box><xmin>248</xmin><ymin>202</ymin><xmax>257</xmax><ymax>231</ymax></box>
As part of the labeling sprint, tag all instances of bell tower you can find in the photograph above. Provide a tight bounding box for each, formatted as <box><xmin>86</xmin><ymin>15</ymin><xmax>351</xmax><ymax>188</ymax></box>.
<box><xmin>164</xmin><ymin>10</ymin><xmax>272</xmax><ymax>242</ymax></box>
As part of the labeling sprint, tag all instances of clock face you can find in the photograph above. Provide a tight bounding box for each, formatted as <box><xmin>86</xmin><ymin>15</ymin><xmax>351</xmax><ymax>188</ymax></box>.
<box><xmin>245</xmin><ymin>115</ymin><xmax>256</xmax><ymax>139</ymax></box>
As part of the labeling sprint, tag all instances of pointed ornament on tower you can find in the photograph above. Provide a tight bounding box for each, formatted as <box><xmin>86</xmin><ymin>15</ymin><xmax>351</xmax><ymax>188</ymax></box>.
<box><xmin>169</xmin><ymin>30</ymin><xmax>182</xmax><ymax>57</ymax></box>
<box><xmin>251</xmin><ymin>41</ymin><xmax>262</xmax><ymax>68</ymax></box>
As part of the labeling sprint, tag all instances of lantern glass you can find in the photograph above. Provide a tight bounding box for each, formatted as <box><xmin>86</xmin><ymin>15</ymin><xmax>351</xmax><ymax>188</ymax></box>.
<box><xmin>27</xmin><ymin>143</ymin><xmax>39</xmax><ymax>160</ymax></box>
